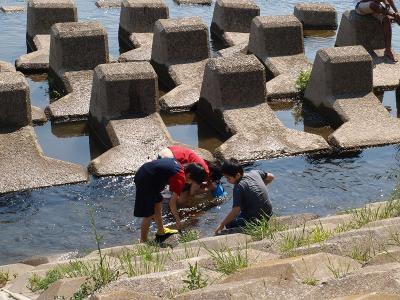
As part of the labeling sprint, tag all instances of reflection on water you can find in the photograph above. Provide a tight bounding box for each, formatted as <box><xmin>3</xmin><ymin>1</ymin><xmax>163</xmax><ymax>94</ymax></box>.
<box><xmin>2</xmin><ymin>0</ymin><xmax>400</xmax><ymax>265</ymax></box>
<box><xmin>270</xmin><ymin>100</ymin><xmax>334</xmax><ymax>140</ymax></box>
<box><xmin>161</xmin><ymin>112</ymin><xmax>225</xmax><ymax>152</ymax></box>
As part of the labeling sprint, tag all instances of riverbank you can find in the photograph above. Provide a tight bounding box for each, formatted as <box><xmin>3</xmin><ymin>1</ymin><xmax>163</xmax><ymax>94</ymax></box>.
<box><xmin>1</xmin><ymin>199</ymin><xmax>400</xmax><ymax>299</ymax></box>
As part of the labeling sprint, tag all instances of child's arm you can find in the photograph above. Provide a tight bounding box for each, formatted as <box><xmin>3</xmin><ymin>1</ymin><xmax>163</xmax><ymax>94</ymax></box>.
<box><xmin>215</xmin><ymin>206</ymin><xmax>241</xmax><ymax>234</ymax></box>
<box><xmin>169</xmin><ymin>193</ymin><xmax>182</xmax><ymax>229</ymax></box>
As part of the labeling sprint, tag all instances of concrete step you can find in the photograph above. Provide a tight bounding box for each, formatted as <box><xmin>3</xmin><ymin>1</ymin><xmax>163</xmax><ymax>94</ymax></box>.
<box><xmin>222</xmin><ymin>253</ymin><xmax>361</xmax><ymax>284</ymax></box>
<box><xmin>177</xmin><ymin>233</ymin><xmax>252</xmax><ymax>251</ymax></box>
<box><xmin>36</xmin><ymin>277</ymin><xmax>87</xmax><ymax>300</ymax></box>
<box><xmin>303</xmin><ymin>262</ymin><xmax>400</xmax><ymax>299</ymax></box>
<box><xmin>331</xmin><ymin>292</ymin><xmax>400</xmax><ymax>300</ymax></box>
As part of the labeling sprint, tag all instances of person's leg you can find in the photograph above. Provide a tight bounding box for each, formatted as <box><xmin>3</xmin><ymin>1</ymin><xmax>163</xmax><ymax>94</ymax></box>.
<box><xmin>382</xmin><ymin>15</ymin><xmax>397</xmax><ymax>61</ymax></box>
<box><xmin>225</xmin><ymin>216</ymin><xmax>247</xmax><ymax>229</ymax></box>
<box><xmin>153</xmin><ymin>201</ymin><xmax>164</xmax><ymax>234</ymax></box>
<box><xmin>140</xmin><ymin>215</ymin><xmax>153</xmax><ymax>242</ymax></box>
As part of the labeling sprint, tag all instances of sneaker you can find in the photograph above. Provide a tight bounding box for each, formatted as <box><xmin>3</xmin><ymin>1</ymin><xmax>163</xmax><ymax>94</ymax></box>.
<box><xmin>156</xmin><ymin>227</ymin><xmax>178</xmax><ymax>237</ymax></box>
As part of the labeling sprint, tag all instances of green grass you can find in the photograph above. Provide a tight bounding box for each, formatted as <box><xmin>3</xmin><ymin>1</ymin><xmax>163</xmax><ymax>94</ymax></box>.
<box><xmin>118</xmin><ymin>248</ymin><xmax>168</xmax><ymax>277</ymax></box>
<box><xmin>295</xmin><ymin>69</ymin><xmax>311</xmax><ymax>93</ymax></box>
<box><xmin>326</xmin><ymin>255</ymin><xmax>351</xmax><ymax>279</ymax></box>
<box><xmin>350</xmin><ymin>246</ymin><xmax>373</xmax><ymax>263</ymax></box>
<box><xmin>179</xmin><ymin>229</ymin><xmax>200</xmax><ymax>243</ymax></box>
<box><xmin>279</xmin><ymin>224</ymin><xmax>333</xmax><ymax>254</ymax></box>
<box><xmin>244</xmin><ymin>215</ymin><xmax>287</xmax><ymax>241</ymax></box>
<box><xmin>206</xmin><ymin>246</ymin><xmax>249</xmax><ymax>275</ymax></box>
<box><xmin>0</xmin><ymin>270</ymin><xmax>10</xmax><ymax>288</ymax></box>
<box><xmin>182</xmin><ymin>262</ymin><xmax>208</xmax><ymax>291</ymax></box>
<box><xmin>302</xmin><ymin>277</ymin><xmax>319</xmax><ymax>286</ymax></box>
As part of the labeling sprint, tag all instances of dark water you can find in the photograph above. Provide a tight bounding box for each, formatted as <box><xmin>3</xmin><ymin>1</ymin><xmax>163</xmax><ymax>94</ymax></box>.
<box><xmin>1</xmin><ymin>0</ymin><xmax>400</xmax><ymax>264</ymax></box>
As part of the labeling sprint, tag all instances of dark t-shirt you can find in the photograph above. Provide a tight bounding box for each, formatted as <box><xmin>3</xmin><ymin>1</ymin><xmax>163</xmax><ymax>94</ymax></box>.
<box><xmin>135</xmin><ymin>158</ymin><xmax>185</xmax><ymax>195</ymax></box>
<box><xmin>232</xmin><ymin>170</ymin><xmax>272</xmax><ymax>220</ymax></box>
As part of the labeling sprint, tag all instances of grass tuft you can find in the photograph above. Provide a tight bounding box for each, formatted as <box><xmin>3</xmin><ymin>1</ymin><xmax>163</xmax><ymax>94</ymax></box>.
<box><xmin>0</xmin><ymin>270</ymin><xmax>10</xmax><ymax>288</ymax></box>
<box><xmin>182</xmin><ymin>262</ymin><xmax>208</xmax><ymax>291</ymax></box>
<box><xmin>206</xmin><ymin>246</ymin><xmax>249</xmax><ymax>275</ymax></box>
<box><xmin>295</xmin><ymin>69</ymin><xmax>311</xmax><ymax>93</ymax></box>
<box><xmin>244</xmin><ymin>215</ymin><xmax>287</xmax><ymax>241</ymax></box>
<box><xmin>179</xmin><ymin>229</ymin><xmax>200</xmax><ymax>243</ymax></box>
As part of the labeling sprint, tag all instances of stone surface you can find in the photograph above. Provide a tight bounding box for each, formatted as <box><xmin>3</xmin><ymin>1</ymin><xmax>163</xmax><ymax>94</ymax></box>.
<box><xmin>27</xmin><ymin>0</ymin><xmax>77</xmax><ymax>49</ymax></box>
<box><xmin>119</xmin><ymin>33</ymin><xmax>153</xmax><ymax>62</ymax></box>
<box><xmin>37</xmin><ymin>277</ymin><xmax>87</xmax><ymax>300</ymax></box>
<box><xmin>276</xmin><ymin>213</ymin><xmax>320</xmax><ymax>228</ymax></box>
<box><xmin>49</xmin><ymin>21</ymin><xmax>109</xmax><ymax>77</ymax></box>
<box><xmin>0</xmin><ymin>61</ymin><xmax>16</xmax><ymax>73</ymax></box>
<box><xmin>216</xmin><ymin>42</ymin><xmax>248</xmax><ymax>57</ymax></box>
<box><xmin>223</xmin><ymin>253</ymin><xmax>361</xmax><ymax>284</ymax></box>
<box><xmin>0</xmin><ymin>6</ymin><xmax>25</xmax><ymax>13</ymax></box>
<box><xmin>46</xmin><ymin>70</ymin><xmax>94</xmax><ymax>121</ymax></box>
<box><xmin>119</xmin><ymin>0</ymin><xmax>169</xmax><ymax>35</ymax></box>
<box><xmin>91</xmin><ymin>289</ymin><xmax>158</xmax><ymax>300</ymax></box>
<box><xmin>96</xmin><ymin>0</ymin><xmax>121</xmax><ymax>8</ymax></box>
<box><xmin>151</xmin><ymin>17</ymin><xmax>210</xmax><ymax>66</ymax></box>
<box><xmin>174</xmin><ymin>0</ymin><xmax>212</xmax><ymax>5</ymax></box>
<box><xmin>88</xmin><ymin>114</ymin><xmax>172</xmax><ymax>176</ymax></box>
<box><xmin>248</xmin><ymin>15</ymin><xmax>310</xmax><ymax>99</ymax></box>
<box><xmin>223</xmin><ymin>31</ymin><xmax>249</xmax><ymax>47</ymax></box>
<box><xmin>98</xmin><ymin>269</ymin><xmax>219</xmax><ymax>298</ymax></box>
<box><xmin>16</xmin><ymin>35</ymin><xmax>50</xmax><ymax>73</ymax></box>
<box><xmin>211</xmin><ymin>0</ymin><xmax>259</xmax><ymax>46</ymax></box>
<box><xmin>151</xmin><ymin>17</ymin><xmax>210</xmax><ymax>110</ymax></box>
<box><xmin>371</xmin><ymin>49</ymin><xmax>400</xmax><ymax>91</ymax></box>
<box><xmin>304</xmin><ymin>263</ymin><xmax>400</xmax><ymax>299</ymax></box>
<box><xmin>198</xmin><ymin>55</ymin><xmax>329</xmax><ymax>162</ymax></box>
<box><xmin>177</xmin><ymin>276</ymin><xmax>314</xmax><ymax>299</ymax></box>
<box><xmin>89</xmin><ymin>62</ymin><xmax>158</xmax><ymax>144</ymax></box>
<box><xmin>305</xmin><ymin>46</ymin><xmax>400</xmax><ymax>149</ymax></box>
<box><xmin>31</xmin><ymin>106</ymin><xmax>47</xmax><ymax>124</ymax></box>
<box><xmin>336</xmin><ymin>10</ymin><xmax>385</xmax><ymax>51</ymax></box>
<box><xmin>294</xmin><ymin>3</ymin><xmax>337</xmax><ymax>30</ymax></box>
<box><xmin>0</xmin><ymin>126</ymin><xmax>88</xmax><ymax>194</ymax></box>
<box><xmin>0</xmin><ymin>72</ymin><xmax>32</xmax><ymax>128</ymax></box>
<box><xmin>333</xmin><ymin>292</ymin><xmax>400</xmax><ymax>300</ymax></box>
<box><xmin>0</xmin><ymin>264</ymin><xmax>34</xmax><ymax>278</ymax></box>
<box><xmin>178</xmin><ymin>233</ymin><xmax>252</xmax><ymax>250</ymax></box>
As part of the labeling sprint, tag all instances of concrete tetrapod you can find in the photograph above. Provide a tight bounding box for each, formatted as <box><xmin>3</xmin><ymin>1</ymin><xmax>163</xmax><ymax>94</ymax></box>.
<box><xmin>0</xmin><ymin>72</ymin><xmax>87</xmax><ymax>195</ymax></box>
<box><xmin>0</xmin><ymin>61</ymin><xmax>46</xmax><ymax>124</ymax></box>
<box><xmin>46</xmin><ymin>21</ymin><xmax>109</xmax><ymax>121</ymax></box>
<box><xmin>88</xmin><ymin>62</ymin><xmax>211</xmax><ymax>176</ymax></box>
<box><xmin>293</xmin><ymin>3</ymin><xmax>337</xmax><ymax>30</ymax></box>
<box><xmin>305</xmin><ymin>46</ymin><xmax>400</xmax><ymax>149</ymax></box>
<box><xmin>336</xmin><ymin>10</ymin><xmax>400</xmax><ymax>91</ymax></box>
<box><xmin>197</xmin><ymin>54</ymin><xmax>329</xmax><ymax>162</ymax></box>
<box><xmin>151</xmin><ymin>17</ymin><xmax>211</xmax><ymax>112</ymax></box>
<box><xmin>16</xmin><ymin>0</ymin><xmax>78</xmax><ymax>73</ymax></box>
<box><xmin>248</xmin><ymin>15</ymin><xmax>312</xmax><ymax>99</ymax></box>
<box><xmin>118</xmin><ymin>0</ymin><xmax>169</xmax><ymax>62</ymax></box>
<box><xmin>211</xmin><ymin>0</ymin><xmax>259</xmax><ymax>48</ymax></box>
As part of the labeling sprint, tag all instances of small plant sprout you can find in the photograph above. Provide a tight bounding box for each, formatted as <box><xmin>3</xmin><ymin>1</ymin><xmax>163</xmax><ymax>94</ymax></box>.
<box><xmin>206</xmin><ymin>244</ymin><xmax>249</xmax><ymax>275</ymax></box>
<box><xmin>295</xmin><ymin>69</ymin><xmax>311</xmax><ymax>93</ymax></box>
<box><xmin>389</xmin><ymin>230</ymin><xmax>400</xmax><ymax>247</ymax></box>
<box><xmin>182</xmin><ymin>262</ymin><xmax>208</xmax><ymax>291</ymax></box>
<box><xmin>179</xmin><ymin>229</ymin><xmax>200</xmax><ymax>243</ymax></box>
<box><xmin>300</xmin><ymin>258</ymin><xmax>319</xmax><ymax>286</ymax></box>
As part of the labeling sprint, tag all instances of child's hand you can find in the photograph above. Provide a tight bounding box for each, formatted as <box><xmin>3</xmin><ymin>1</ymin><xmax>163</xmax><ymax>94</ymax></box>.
<box><xmin>215</xmin><ymin>223</ymin><xmax>224</xmax><ymax>235</ymax></box>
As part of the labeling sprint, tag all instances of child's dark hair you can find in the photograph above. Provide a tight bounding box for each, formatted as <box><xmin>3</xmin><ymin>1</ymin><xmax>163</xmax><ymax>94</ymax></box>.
<box><xmin>184</xmin><ymin>163</ymin><xmax>207</xmax><ymax>184</ymax></box>
<box><xmin>208</xmin><ymin>161</ymin><xmax>223</xmax><ymax>182</ymax></box>
<box><xmin>221</xmin><ymin>159</ymin><xmax>243</xmax><ymax>177</ymax></box>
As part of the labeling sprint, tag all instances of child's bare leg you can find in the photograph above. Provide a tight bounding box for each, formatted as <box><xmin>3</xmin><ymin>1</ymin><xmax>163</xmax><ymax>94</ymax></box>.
<box><xmin>140</xmin><ymin>216</ymin><xmax>153</xmax><ymax>242</ymax></box>
<box><xmin>153</xmin><ymin>202</ymin><xmax>164</xmax><ymax>233</ymax></box>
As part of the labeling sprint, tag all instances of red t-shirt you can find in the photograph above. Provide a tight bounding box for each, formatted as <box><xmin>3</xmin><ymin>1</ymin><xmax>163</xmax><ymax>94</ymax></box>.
<box><xmin>168</xmin><ymin>145</ymin><xmax>210</xmax><ymax>177</ymax></box>
<box><xmin>168</xmin><ymin>166</ymin><xmax>186</xmax><ymax>196</ymax></box>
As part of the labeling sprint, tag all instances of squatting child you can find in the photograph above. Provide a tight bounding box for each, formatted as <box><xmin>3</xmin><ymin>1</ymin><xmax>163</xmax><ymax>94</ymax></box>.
<box><xmin>215</xmin><ymin>159</ymin><xmax>274</xmax><ymax>234</ymax></box>
<box><xmin>134</xmin><ymin>158</ymin><xmax>207</xmax><ymax>242</ymax></box>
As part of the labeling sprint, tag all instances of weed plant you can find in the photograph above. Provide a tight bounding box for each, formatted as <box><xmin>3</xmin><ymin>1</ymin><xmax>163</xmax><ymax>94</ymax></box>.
<box><xmin>326</xmin><ymin>256</ymin><xmax>351</xmax><ymax>279</ymax></box>
<box><xmin>279</xmin><ymin>224</ymin><xmax>333</xmax><ymax>253</ymax></box>
<box><xmin>295</xmin><ymin>69</ymin><xmax>311</xmax><ymax>93</ymax></box>
<box><xmin>179</xmin><ymin>229</ymin><xmax>200</xmax><ymax>243</ymax></box>
<box><xmin>206</xmin><ymin>245</ymin><xmax>249</xmax><ymax>275</ymax></box>
<box><xmin>244</xmin><ymin>215</ymin><xmax>287</xmax><ymax>241</ymax></box>
<box><xmin>0</xmin><ymin>270</ymin><xmax>10</xmax><ymax>288</ymax></box>
<box><xmin>182</xmin><ymin>262</ymin><xmax>208</xmax><ymax>291</ymax></box>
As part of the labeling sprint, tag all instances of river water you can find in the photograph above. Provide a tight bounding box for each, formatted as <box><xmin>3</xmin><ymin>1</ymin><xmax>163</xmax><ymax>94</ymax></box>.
<box><xmin>1</xmin><ymin>0</ymin><xmax>400</xmax><ymax>265</ymax></box>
